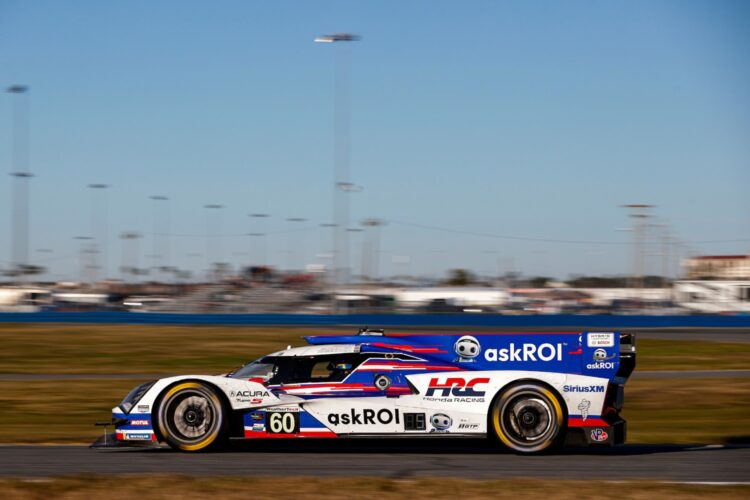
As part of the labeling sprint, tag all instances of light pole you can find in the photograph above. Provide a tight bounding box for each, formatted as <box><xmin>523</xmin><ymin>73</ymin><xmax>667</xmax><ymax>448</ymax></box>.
<box><xmin>247</xmin><ymin>233</ymin><xmax>266</xmax><ymax>267</ymax></box>
<box><xmin>7</xmin><ymin>85</ymin><xmax>32</xmax><ymax>282</ymax></box>
<box><xmin>120</xmin><ymin>232</ymin><xmax>141</xmax><ymax>282</ymax></box>
<box><xmin>73</xmin><ymin>236</ymin><xmax>93</xmax><ymax>284</ymax></box>
<box><xmin>286</xmin><ymin>217</ymin><xmax>307</xmax><ymax>272</ymax></box>
<box><xmin>622</xmin><ymin>204</ymin><xmax>655</xmax><ymax>304</ymax></box>
<box><xmin>248</xmin><ymin>213</ymin><xmax>270</xmax><ymax>265</ymax></box>
<box><xmin>150</xmin><ymin>196</ymin><xmax>170</xmax><ymax>282</ymax></box>
<box><xmin>347</xmin><ymin>227</ymin><xmax>364</xmax><ymax>281</ymax></box>
<box><xmin>318</xmin><ymin>223</ymin><xmax>337</xmax><ymax>267</ymax></box>
<box><xmin>315</xmin><ymin>32</ymin><xmax>360</xmax><ymax>292</ymax></box>
<box><xmin>88</xmin><ymin>183</ymin><xmax>109</xmax><ymax>283</ymax></box>
<box><xmin>204</xmin><ymin>204</ymin><xmax>224</xmax><ymax>281</ymax></box>
<box><xmin>361</xmin><ymin>218</ymin><xmax>386</xmax><ymax>281</ymax></box>
<box><xmin>481</xmin><ymin>250</ymin><xmax>502</xmax><ymax>282</ymax></box>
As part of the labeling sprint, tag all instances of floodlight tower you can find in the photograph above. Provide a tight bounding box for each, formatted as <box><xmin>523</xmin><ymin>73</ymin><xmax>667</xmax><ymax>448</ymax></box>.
<box><xmin>621</xmin><ymin>204</ymin><xmax>656</xmax><ymax>302</ymax></box>
<box><xmin>248</xmin><ymin>213</ymin><xmax>270</xmax><ymax>265</ymax></box>
<box><xmin>7</xmin><ymin>85</ymin><xmax>32</xmax><ymax>282</ymax></box>
<box><xmin>361</xmin><ymin>218</ymin><xmax>386</xmax><ymax>281</ymax></box>
<box><xmin>203</xmin><ymin>204</ymin><xmax>224</xmax><ymax>280</ymax></box>
<box><xmin>88</xmin><ymin>183</ymin><xmax>110</xmax><ymax>283</ymax></box>
<box><xmin>315</xmin><ymin>32</ymin><xmax>360</xmax><ymax>293</ymax></box>
<box><xmin>150</xmin><ymin>196</ymin><xmax>170</xmax><ymax>281</ymax></box>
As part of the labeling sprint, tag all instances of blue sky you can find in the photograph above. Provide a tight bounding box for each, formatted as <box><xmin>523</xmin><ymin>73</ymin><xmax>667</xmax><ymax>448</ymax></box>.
<box><xmin>1</xmin><ymin>0</ymin><xmax>748</xmax><ymax>281</ymax></box>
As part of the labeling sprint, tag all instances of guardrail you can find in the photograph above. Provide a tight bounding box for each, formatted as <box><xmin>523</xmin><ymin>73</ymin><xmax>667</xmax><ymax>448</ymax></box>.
<box><xmin>0</xmin><ymin>311</ymin><xmax>749</xmax><ymax>328</ymax></box>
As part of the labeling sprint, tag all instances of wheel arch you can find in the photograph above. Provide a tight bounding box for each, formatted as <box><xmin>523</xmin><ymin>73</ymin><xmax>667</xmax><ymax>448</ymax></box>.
<box><xmin>486</xmin><ymin>377</ymin><xmax>568</xmax><ymax>450</ymax></box>
<box><xmin>488</xmin><ymin>377</ymin><xmax>568</xmax><ymax>420</ymax></box>
<box><xmin>151</xmin><ymin>378</ymin><xmax>236</xmax><ymax>443</ymax></box>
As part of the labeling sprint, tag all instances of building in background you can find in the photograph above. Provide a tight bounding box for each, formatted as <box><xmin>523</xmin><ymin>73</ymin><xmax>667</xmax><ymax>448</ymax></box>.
<box><xmin>683</xmin><ymin>255</ymin><xmax>750</xmax><ymax>280</ymax></box>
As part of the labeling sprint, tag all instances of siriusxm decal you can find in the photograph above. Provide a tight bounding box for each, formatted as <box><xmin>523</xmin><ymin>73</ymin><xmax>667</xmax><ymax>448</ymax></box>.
<box><xmin>563</xmin><ymin>385</ymin><xmax>605</xmax><ymax>393</ymax></box>
<box><xmin>484</xmin><ymin>343</ymin><xmax>563</xmax><ymax>363</ymax></box>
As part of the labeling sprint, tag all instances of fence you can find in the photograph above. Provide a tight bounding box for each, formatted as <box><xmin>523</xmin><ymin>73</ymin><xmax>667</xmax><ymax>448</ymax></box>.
<box><xmin>0</xmin><ymin>311</ymin><xmax>749</xmax><ymax>328</ymax></box>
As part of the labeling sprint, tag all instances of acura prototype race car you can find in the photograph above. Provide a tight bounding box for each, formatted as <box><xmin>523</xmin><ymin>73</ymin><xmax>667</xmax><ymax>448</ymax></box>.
<box><xmin>108</xmin><ymin>329</ymin><xmax>635</xmax><ymax>454</ymax></box>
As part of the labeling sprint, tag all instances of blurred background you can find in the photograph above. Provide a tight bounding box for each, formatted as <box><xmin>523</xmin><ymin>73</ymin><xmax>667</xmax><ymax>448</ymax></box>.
<box><xmin>0</xmin><ymin>3</ymin><xmax>749</xmax><ymax>493</ymax></box>
<box><xmin>0</xmin><ymin>0</ymin><xmax>749</xmax><ymax>316</ymax></box>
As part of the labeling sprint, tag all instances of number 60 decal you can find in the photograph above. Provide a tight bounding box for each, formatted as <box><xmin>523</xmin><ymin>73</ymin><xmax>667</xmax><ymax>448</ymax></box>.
<box><xmin>267</xmin><ymin>412</ymin><xmax>300</xmax><ymax>434</ymax></box>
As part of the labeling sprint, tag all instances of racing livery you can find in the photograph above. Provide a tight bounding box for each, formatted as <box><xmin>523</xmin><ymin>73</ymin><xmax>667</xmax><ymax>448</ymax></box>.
<box><xmin>108</xmin><ymin>329</ymin><xmax>636</xmax><ymax>454</ymax></box>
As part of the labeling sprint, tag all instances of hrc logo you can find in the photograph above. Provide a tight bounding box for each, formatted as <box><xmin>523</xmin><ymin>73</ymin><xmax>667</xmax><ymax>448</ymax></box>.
<box><xmin>425</xmin><ymin>377</ymin><xmax>489</xmax><ymax>397</ymax></box>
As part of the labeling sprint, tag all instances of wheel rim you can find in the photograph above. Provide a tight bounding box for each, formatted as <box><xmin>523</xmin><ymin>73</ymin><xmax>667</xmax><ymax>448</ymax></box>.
<box><xmin>164</xmin><ymin>389</ymin><xmax>217</xmax><ymax>444</ymax></box>
<box><xmin>494</xmin><ymin>386</ymin><xmax>561</xmax><ymax>452</ymax></box>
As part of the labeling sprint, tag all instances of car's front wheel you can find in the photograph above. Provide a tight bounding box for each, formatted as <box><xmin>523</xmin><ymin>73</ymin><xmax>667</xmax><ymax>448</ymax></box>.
<box><xmin>489</xmin><ymin>382</ymin><xmax>564</xmax><ymax>454</ymax></box>
<box><xmin>156</xmin><ymin>381</ymin><xmax>227</xmax><ymax>452</ymax></box>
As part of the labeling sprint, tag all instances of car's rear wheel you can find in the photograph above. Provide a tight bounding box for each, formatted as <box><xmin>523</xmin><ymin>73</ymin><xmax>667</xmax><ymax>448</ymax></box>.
<box><xmin>156</xmin><ymin>382</ymin><xmax>226</xmax><ymax>452</ymax></box>
<box><xmin>489</xmin><ymin>383</ymin><xmax>564</xmax><ymax>454</ymax></box>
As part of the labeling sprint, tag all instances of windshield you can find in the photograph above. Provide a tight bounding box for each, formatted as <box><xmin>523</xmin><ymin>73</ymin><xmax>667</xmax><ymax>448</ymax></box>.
<box><xmin>229</xmin><ymin>358</ymin><xmax>276</xmax><ymax>380</ymax></box>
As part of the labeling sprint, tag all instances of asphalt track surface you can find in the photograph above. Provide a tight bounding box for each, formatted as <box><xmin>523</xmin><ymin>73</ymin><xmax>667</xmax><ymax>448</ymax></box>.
<box><xmin>1</xmin><ymin>442</ymin><xmax>749</xmax><ymax>482</ymax></box>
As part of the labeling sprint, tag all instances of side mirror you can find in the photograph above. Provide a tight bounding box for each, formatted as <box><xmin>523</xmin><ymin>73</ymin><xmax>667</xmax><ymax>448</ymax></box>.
<box><xmin>374</xmin><ymin>374</ymin><xmax>392</xmax><ymax>391</ymax></box>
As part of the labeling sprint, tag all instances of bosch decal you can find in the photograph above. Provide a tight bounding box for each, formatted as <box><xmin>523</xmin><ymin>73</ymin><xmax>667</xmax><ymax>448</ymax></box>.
<box><xmin>587</xmin><ymin>333</ymin><xmax>615</xmax><ymax>348</ymax></box>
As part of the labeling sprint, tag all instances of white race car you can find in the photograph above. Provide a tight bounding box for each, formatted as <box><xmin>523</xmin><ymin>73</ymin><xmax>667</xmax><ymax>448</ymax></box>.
<box><xmin>109</xmin><ymin>329</ymin><xmax>635</xmax><ymax>454</ymax></box>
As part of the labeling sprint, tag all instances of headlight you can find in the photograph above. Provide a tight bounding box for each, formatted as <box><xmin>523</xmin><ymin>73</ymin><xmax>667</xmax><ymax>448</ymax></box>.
<box><xmin>119</xmin><ymin>381</ymin><xmax>156</xmax><ymax>414</ymax></box>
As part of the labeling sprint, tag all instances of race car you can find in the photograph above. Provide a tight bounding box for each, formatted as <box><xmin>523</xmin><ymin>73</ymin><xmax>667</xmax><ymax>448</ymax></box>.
<box><xmin>108</xmin><ymin>329</ymin><xmax>635</xmax><ymax>454</ymax></box>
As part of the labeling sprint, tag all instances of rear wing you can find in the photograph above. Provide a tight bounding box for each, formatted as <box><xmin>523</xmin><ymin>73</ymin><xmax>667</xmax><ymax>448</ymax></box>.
<box><xmin>617</xmin><ymin>332</ymin><xmax>636</xmax><ymax>380</ymax></box>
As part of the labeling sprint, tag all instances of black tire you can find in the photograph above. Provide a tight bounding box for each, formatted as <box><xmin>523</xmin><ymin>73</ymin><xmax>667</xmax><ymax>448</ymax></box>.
<box><xmin>489</xmin><ymin>383</ymin><xmax>565</xmax><ymax>454</ymax></box>
<box><xmin>156</xmin><ymin>381</ymin><xmax>227</xmax><ymax>452</ymax></box>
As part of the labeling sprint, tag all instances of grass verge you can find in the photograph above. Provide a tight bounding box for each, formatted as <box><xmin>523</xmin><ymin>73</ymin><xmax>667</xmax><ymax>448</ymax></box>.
<box><xmin>623</xmin><ymin>377</ymin><xmax>750</xmax><ymax>444</ymax></box>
